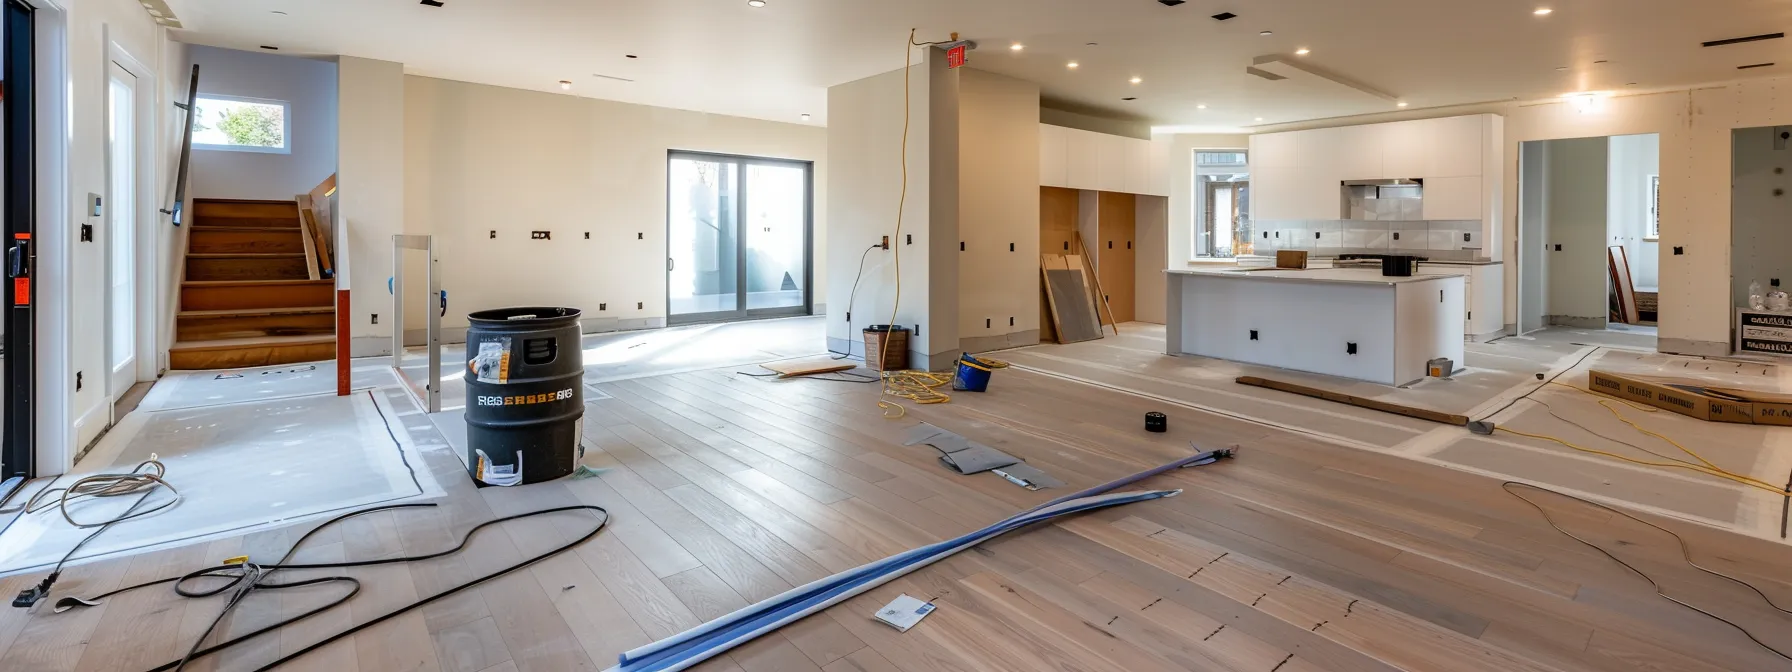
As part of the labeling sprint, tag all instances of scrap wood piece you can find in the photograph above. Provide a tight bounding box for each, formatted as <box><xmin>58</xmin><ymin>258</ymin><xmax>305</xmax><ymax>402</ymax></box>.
<box><xmin>1235</xmin><ymin>376</ymin><xmax>1470</xmax><ymax>426</ymax></box>
<box><xmin>1076</xmin><ymin>233</ymin><xmax>1121</xmax><ymax>335</ymax></box>
<box><xmin>760</xmin><ymin>358</ymin><xmax>857</xmax><ymax>379</ymax></box>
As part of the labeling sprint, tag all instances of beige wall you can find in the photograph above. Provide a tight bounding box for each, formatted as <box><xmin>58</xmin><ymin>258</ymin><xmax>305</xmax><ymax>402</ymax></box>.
<box><xmin>957</xmin><ymin>68</ymin><xmax>1040</xmax><ymax>351</ymax></box>
<box><xmin>336</xmin><ymin>74</ymin><xmax>828</xmax><ymax>353</ymax></box>
<box><xmin>338</xmin><ymin>57</ymin><xmax>405</xmax><ymax>353</ymax></box>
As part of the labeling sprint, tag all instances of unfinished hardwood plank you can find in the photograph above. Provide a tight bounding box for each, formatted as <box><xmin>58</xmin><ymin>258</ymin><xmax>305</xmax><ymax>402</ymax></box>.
<box><xmin>780</xmin><ymin>613</ymin><xmax>869</xmax><ymax>668</ymax></box>
<box><xmin>661</xmin><ymin>566</ymin><xmax>750</xmax><ymax>621</ymax></box>
<box><xmin>1236</xmin><ymin>376</ymin><xmax>1471</xmax><ymax>426</ymax></box>
<box><xmin>432</xmin><ymin>616</ymin><xmax>512</xmax><ymax>672</ymax></box>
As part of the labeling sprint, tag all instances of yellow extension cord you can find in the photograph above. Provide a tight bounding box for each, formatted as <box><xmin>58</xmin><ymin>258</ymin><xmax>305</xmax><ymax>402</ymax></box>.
<box><xmin>1494</xmin><ymin>381</ymin><xmax>1790</xmax><ymax>496</ymax></box>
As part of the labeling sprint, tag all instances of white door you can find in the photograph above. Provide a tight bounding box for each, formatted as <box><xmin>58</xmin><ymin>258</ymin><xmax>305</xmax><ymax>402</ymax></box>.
<box><xmin>106</xmin><ymin>63</ymin><xmax>138</xmax><ymax>399</ymax></box>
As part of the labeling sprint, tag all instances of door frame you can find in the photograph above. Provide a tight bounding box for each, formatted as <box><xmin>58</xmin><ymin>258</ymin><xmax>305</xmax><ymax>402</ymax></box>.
<box><xmin>664</xmin><ymin>150</ymin><xmax>813</xmax><ymax>325</ymax></box>
<box><xmin>103</xmin><ymin>38</ymin><xmax>157</xmax><ymax>412</ymax></box>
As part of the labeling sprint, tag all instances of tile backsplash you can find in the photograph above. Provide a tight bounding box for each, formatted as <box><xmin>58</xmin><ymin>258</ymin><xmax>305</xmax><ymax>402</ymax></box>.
<box><xmin>1251</xmin><ymin>219</ymin><xmax>1483</xmax><ymax>256</ymax></box>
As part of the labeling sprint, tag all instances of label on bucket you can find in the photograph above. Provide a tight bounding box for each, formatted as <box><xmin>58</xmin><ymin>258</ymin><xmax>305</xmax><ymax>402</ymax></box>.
<box><xmin>472</xmin><ymin>338</ymin><xmax>512</xmax><ymax>384</ymax></box>
<box><xmin>476</xmin><ymin>388</ymin><xmax>575</xmax><ymax>407</ymax></box>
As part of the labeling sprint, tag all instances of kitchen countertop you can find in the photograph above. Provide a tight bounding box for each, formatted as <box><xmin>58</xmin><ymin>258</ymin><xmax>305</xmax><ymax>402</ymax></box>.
<box><xmin>1166</xmin><ymin>267</ymin><xmax>1467</xmax><ymax>286</ymax></box>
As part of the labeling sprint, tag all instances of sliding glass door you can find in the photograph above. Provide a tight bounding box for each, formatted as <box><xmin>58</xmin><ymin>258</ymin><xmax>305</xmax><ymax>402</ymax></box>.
<box><xmin>667</xmin><ymin>152</ymin><xmax>811</xmax><ymax>324</ymax></box>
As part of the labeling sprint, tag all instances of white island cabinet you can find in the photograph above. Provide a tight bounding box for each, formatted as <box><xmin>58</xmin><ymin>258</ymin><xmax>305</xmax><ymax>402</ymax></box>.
<box><xmin>1165</xmin><ymin>268</ymin><xmax>1465</xmax><ymax>386</ymax></box>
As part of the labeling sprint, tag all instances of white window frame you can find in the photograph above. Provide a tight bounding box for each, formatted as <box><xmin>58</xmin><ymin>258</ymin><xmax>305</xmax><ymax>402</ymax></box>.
<box><xmin>1192</xmin><ymin>149</ymin><xmax>1250</xmax><ymax>259</ymax></box>
<box><xmin>1644</xmin><ymin>174</ymin><xmax>1660</xmax><ymax>241</ymax></box>
<box><xmin>191</xmin><ymin>93</ymin><xmax>292</xmax><ymax>154</ymax></box>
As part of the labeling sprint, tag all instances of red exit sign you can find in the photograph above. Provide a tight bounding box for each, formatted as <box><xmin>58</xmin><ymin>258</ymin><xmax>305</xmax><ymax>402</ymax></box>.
<box><xmin>946</xmin><ymin>44</ymin><xmax>967</xmax><ymax>69</ymax></box>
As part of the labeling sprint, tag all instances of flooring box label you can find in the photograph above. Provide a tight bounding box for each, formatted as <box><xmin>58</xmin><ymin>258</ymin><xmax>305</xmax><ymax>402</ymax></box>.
<box><xmin>1737</xmin><ymin>310</ymin><xmax>1792</xmax><ymax>356</ymax></box>
<box><xmin>1587</xmin><ymin>370</ymin><xmax>1792</xmax><ymax>426</ymax></box>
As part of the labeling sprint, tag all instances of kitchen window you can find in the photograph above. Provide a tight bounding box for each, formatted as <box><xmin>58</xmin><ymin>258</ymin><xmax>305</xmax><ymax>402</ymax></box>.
<box><xmin>191</xmin><ymin>94</ymin><xmax>291</xmax><ymax>154</ymax></box>
<box><xmin>1194</xmin><ymin>150</ymin><xmax>1249</xmax><ymax>258</ymax></box>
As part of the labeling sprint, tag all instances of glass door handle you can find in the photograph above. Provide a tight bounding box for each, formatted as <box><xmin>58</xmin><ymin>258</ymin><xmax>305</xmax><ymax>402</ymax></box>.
<box><xmin>667</xmin><ymin>258</ymin><xmax>674</xmax><ymax>272</ymax></box>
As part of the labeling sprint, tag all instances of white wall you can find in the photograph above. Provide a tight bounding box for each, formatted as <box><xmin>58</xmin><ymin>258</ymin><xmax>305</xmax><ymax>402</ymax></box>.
<box><xmin>956</xmin><ymin>68</ymin><xmax>1039</xmax><ymax>352</ymax></box>
<box><xmin>1163</xmin><ymin>133</ymin><xmax>1249</xmax><ymax>267</ymax></box>
<box><xmin>371</xmin><ymin>75</ymin><xmax>828</xmax><ymax>352</ymax></box>
<box><xmin>337</xmin><ymin>56</ymin><xmax>404</xmax><ymax>351</ymax></box>
<box><xmin>1544</xmin><ymin>137</ymin><xmax>1609</xmax><ymax>325</ymax></box>
<box><xmin>188</xmin><ymin>45</ymin><xmax>337</xmax><ymax>201</ymax></box>
<box><xmin>1607</xmin><ymin>133</ymin><xmax>1660</xmax><ymax>290</ymax></box>
<box><xmin>1731</xmin><ymin>126</ymin><xmax>1792</xmax><ymax>308</ymax></box>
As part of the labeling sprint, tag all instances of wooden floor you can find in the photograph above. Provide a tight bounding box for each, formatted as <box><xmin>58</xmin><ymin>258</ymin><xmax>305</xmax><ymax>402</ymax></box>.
<box><xmin>3</xmin><ymin>363</ymin><xmax>1790</xmax><ymax>671</ymax></box>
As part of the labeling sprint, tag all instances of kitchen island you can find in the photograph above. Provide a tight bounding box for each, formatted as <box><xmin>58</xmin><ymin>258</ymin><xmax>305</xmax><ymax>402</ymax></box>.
<box><xmin>1165</xmin><ymin>268</ymin><xmax>1465</xmax><ymax>386</ymax></box>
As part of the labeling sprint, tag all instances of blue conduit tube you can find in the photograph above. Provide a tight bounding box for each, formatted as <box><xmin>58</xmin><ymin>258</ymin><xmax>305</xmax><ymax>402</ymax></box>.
<box><xmin>606</xmin><ymin>448</ymin><xmax>1234</xmax><ymax>672</ymax></box>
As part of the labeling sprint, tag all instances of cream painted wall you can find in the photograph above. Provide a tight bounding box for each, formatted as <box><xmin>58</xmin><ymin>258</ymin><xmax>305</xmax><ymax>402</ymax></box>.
<box><xmin>189</xmin><ymin>45</ymin><xmax>338</xmax><ymax>201</ymax></box>
<box><xmin>957</xmin><ymin>68</ymin><xmax>1040</xmax><ymax>349</ymax></box>
<box><xmin>1163</xmin><ymin>133</ymin><xmax>1249</xmax><ymax>268</ymax></box>
<box><xmin>383</xmin><ymin>75</ymin><xmax>828</xmax><ymax>350</ymax></box>
<box><xmin>337</xmin><ymin>56</ymin><xmax>404</xmax><ymax>353</ymax></box>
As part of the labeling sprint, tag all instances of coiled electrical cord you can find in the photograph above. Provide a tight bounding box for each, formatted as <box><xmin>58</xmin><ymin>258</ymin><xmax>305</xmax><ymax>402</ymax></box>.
<box><xmin>52</xmin><ymin>501</ymin><xmax>609</xmax><ymax>672</ymax></box>
<box><xmin>23</xmin><ymin>457</ymin><xmax>180</xmax><ymax>527</ymax></box>
<box><xmin>1503</xmin><ymin>481</ymin><xmax>1792</xmax><ymax>663</ymax></box>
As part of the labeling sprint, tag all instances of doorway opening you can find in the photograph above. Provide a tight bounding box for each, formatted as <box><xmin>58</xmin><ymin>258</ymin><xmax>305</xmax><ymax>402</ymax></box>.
<box><xmin>666</xmin><ymin>151</ymin><xmax>812</xmax><ymax>325</ymax></box>
<box><xmin>1731</xmin><ymin>126</ymin><xmax>1792</xmax><ymax>357</ymax></box>
<box><xmin>1516</xmin><ymin>133</ymin><xmax>1661</xmax><ymax>347</ymax></box>
<box><xmin>1</xmin><ymin>0</ymin><xmax>35</xmax><ymax>495</ymax></box>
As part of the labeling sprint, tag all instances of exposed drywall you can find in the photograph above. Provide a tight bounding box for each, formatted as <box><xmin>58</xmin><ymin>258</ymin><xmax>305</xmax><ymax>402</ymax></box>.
<box><xmin>1607</xmin><ymin>133</ymin><xmax>1660</xmax><ymax>291</ymax></box>
<box><xmin>1518</xmin><ymin>141</ymin><xmax>1548</xmax><ymax>333</ymax></box>
<box><xmin>338</xmin><ymin>56</ymin><xmax>405</xmax><ymax>350</ymax></box>
<box><xmin>956</xmin><ymin>68</ymin><xmax>1039</xmax><ymax>351</ymax></box>
<box><xmin>1731</xmin><ymin>126</ymin><xmax>1792</xmax><ymax>308</ymax></box>
<box><xmin>389</xmin><ymin>75</ymin><xmax>828</xmax><ymax>353</ymax></box>
<box><xmin>188</xmin><ymin>46</ymin><xmax>338</xmax><ymax>201</ymax></box>
<box><xmin>1163</xmin><ymin>133</ymin><xmax>1250</xmax><ymax>267</ymax></box>
<box><xmin>826</xmin><ymin>61</ymin><xmax>942</xmax><ymax>366</ymax></box>
<box><xmin>1543</xmin><ymin>137</ymin><xmax>1609</xmax><ymax>326</ymax></box>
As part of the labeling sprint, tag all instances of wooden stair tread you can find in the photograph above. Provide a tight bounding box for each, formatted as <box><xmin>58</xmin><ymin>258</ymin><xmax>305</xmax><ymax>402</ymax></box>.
<box><xmin>178</xmin><ymin>306</ymin><xmax>334</xmax><ymax>318</ymax></box>
<box><xmin>181</xmin><ymin>279</ymin><xmax>333</xmax><ymax>286</ymax></box>
<box><xmin>187</xmin><ymin>253</ymin><xmax>307</xmax><ymax>258</ymax></box>
<box><xmin>172</xmin><ymin>334</ymin><xmax>335</xmax><ymax>351</ymax></box>
<box><xmin>190</xmin><ymin>226</ymin><xmax>303</xmax><ymax>232</ymax></box>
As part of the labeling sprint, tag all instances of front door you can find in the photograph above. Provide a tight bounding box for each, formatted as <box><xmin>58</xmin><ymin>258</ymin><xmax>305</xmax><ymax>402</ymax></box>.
<box><xmin>667</xmin><ymin>152</ymin><xmax>811</xmax><ymax>324</ymax></box>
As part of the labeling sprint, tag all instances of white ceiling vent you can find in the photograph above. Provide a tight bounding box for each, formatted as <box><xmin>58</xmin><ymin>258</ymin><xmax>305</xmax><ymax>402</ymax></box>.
<box><xmin>1248</xmin><ymin>54</ymin><xmax>1397</xmax><ymax>103</ymax></box>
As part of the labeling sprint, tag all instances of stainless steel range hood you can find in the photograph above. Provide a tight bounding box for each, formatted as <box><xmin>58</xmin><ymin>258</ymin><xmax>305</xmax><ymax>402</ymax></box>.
<box><xmin>1342</xmin><ymin>178</ymin><xmax>1423</xmax><ymax>187</ymax></box>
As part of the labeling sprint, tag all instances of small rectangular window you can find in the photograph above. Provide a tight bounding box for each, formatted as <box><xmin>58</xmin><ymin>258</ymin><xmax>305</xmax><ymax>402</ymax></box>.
<box><xmin>192</xmin><ymin>94</ymin><xmax>290</xmax><ymax>154</ymax></box>
<box><xmin>1645</xmin><ymin>174</ymin><xmax>1660</xmax><ymax>240</ymax></box>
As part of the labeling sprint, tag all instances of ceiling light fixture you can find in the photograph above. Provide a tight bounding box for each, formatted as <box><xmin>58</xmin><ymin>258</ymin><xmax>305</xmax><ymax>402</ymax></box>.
<box><xmin>1565</xmin><ymin>92</ymin><xmax>1603</xmax><ymax>114</ymax></box>
<box><xmin>1010</xmin><ymin>43</ymin><xmax>1024</xmax><ymax>51</ymax></box>
<box><xmin>1130</xmin><ymin>76</ymin><xmax>1143</xmax><ymax>84</ymax></box>
<box><xmin>271</xmin><ymin>10</ymin><xmax>288</xmax><ymax>15</ymax></box>
<box><xmin>1397</xmin><ymin>101</ymin><xmax>1408</xmax><ymax>107</ymax></box>
<box><xmin>747</xmin><ymin>0</ymin><xmax>766</xmax><ymax>6</ymax></box>
<box><xmin>1534</xmin><ymin>8</ymin><xmax>1552</xmax><ymax>15</ymax></box>
<box><xmin>1122</xmin><ymin>97</ymin><xmax>1137</xmax><ymax>101</ymax></box>
<box><xmin>1255</xmin><ymin>117</ymin><xmax>1264</xmax><ymax>121</ymax></box>
<box><xmin>1259</xmin><ymin>30</ymin><xmax>1273</xmax><ymax>36</ymax></box>
<box><xmin>1196</xmin><ymin>104</ymin><xmax>1207</xmax><ymax>109</ymax></box>
<box><xmin>1067</xmin><ymin>62</ymin><xmax>1079</xmax><ymax>69</ymax></box>
<box><xmin>1555</xmin><ymin>66</ymin><xmax>1568</xmax><ymax>71</ymax></box>
<box><xmin>559</xmin><ymin>80</ymin><xmax>572</xmax><ymax>90</ymax></box>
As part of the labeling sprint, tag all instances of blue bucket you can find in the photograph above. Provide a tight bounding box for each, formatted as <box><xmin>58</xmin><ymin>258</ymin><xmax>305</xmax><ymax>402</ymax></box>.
<box><xmin>953</xmin><ymin>354</ymin><xmax>994</xmax><ymax>392</ymax></box>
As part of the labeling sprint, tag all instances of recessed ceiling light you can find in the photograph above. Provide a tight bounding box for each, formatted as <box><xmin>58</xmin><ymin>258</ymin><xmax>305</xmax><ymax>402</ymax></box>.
<box><xmin>1086</xmin><ymin>42</ymin><xmax>1098</xmax><ymax>46</ymax></box>
<box><xmin>1594</xmin><ymin>60</ymin><xmax>1608</xmax><ymax>64</ymax></box>
<box><xmin>1295</xmin><ymin>48</ymin><xmax>1310</xmax><ymax>56</ymax></box>
<box><xmin>1010</xmin><ymin>43</ymin><xmax>1024</xmax><ymax>51</ymax></box>
<box><xmin>1130</xmin><ymin>76</ymin><xmax>1143</xmax><ymax>84</ymax></box>
<box><xmin>1255</xmin><ymin>117</ymin><xmax>1264</xmax><ymax>121</ymax></box>
<box><xmin>1627</xmin><ymin>82</ymin><xmax>1639</xmax><ymax>86</ymax></box>
<box><xmin>1122</xmin><ymin>97</ymin><xmax>1137</xmax><ymax>101</ymax></box>
<box><xmin>1555</xmin><ymin>66</ymin><xmax>1568</xmax><ymax>71</ymax></box>
<box><xmin>259</xmin><ymin>45</ymin><xmax>278</xmax><ymax>50</ymax></box>
<box><xmin>801</xmin><ymin>113</ymin><xmax>811</xmax><ymax>121</ymax></box>
<box><xmin>1196</xmin><ymin>104</ymin><xmax>1207</xmax><ymax>109</ymax></box>
<box><xmin>1534</xmin><ymin>8</ymin><xmax>1552</xmax><ymax>15</ymax></box>
<box><xmin>1067</xmin><ymin>62</ymin><xmax>1079</xmax><ymax>69</ymax></box>
<box><xmin>1260</xmin><ymin>30</ymin><xmax>1273</xmax><ymax>36</ymax></box>
<box><xmin>1397</xmin><ymin>101</ymin><xmax>1408</xmax><ymax>107</ymax></box>
<box><xmin>747</xmin><ymin>0</ymin><xmax>766</xmax><ymax>6</ymax></box>
<box><xmin>271</xmin><ymin>10</ymin><xmax>288</xmax><ymax>15</ymax></box>
<box><xmin>559</xmin><ymin>80</ymin><xmax>572</xmax><ymax>90</ymax></box>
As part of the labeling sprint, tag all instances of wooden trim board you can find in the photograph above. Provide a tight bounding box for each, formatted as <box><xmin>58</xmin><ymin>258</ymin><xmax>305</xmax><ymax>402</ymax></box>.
<box><xmin>1236</xmin><ymin>376</ymin><xmax>1471</xmax><ymax>426</ymax></box>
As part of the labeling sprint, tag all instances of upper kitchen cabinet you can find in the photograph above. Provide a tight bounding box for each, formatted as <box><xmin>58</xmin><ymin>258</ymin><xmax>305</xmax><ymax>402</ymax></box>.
<box><xmin>1381</xmin><ymin>118</ymin><xmax>1436</xmax><ymax>178</ymax></box>
<box><xmin>1040</xmin><ymin>124</ymin><xmax>1069</xmax><ymax>188</ymax></box>
<box><xmin>1431</xmin><ymin>114</ymin><xmax>1485</xmax><ymax>178</ymax></box>
<box><xmin>1249</xmin><ymin>132</ymin><xmax>1298</xmax><ymax>169</ymax></box>
<box><xmin>1421</xmin><ymin>176</ymin><xmax>1481</xmax><ymax>220</ymax></box>
<box><xmin>1040</xmin><ymin>124</ymin><xmax>1168</xmax><ymax>197</ymax></box>
<box><xmin>1300</xmin><ymin>125</ymin><xmax>1382</xmax><ymax>181</ymax></box>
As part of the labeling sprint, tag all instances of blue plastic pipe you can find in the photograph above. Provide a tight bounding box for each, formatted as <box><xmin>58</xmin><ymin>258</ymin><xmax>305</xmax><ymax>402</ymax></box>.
<box><xmin>605</xmin><ymin>449</ymin><xmax>1231</xmax><ymax>672</ymax></box>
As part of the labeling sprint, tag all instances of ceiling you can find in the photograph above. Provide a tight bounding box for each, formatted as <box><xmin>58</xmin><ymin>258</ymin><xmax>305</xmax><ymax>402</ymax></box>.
<box><xmin>165</xmin><ymin>0</ymin><xmax>1792</xmax><ymax>131</ymax></box>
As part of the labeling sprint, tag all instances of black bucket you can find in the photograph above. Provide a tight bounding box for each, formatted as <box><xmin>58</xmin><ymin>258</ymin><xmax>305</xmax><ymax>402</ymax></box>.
<box><xmin>464</xmin><ymin>307</ymin><xmax>584</xmax><ymax>486</ymax></box>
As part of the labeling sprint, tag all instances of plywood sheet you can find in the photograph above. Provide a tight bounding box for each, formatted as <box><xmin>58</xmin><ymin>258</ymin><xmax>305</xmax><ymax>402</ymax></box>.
<box><xmin>1044</xmin><ymin>269</ymin><xmax>1103</xmax><ymax>343</ymax></box>
<box><xmin>760</xmin><ymin>358</ymin><xmax>857</xmax><ymax>378</ymax></box>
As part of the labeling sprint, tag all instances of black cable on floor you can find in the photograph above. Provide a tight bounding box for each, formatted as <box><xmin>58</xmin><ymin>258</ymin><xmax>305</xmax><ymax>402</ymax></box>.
<box><xmin>1473</xmin><ymin>346</ymin><xmax>1604</xmax><ymax>423</ymax></box>
<box><xmin>1502</xmin><ymin>481</ymin><xmax>1792</xmax><ymax>663</ymax></box>
<box><xmin>366</xmin><ymin>389</ymin><xmax>426</xmax><ymax>497</ymax></box>
<box><xmin>54</xmin><ymin>501</ymin><xmax>608</xmax><ymax>672</ymax></box>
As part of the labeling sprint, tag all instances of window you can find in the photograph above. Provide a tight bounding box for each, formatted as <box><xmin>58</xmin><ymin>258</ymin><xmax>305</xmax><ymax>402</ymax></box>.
<box><xmin>1645</xmin><ymin>174</ymin><xmax>1660</xmax><ymax>240</ymax></box>
<box><xmin>191</xmin><ymin>94</ymin><xmax>290</xmax><ymax>153</ymax></box>
<box><xmin>1193</xmin><ymin>150</ymin><xmax>1249</xmax><ymax>258</ymax></box>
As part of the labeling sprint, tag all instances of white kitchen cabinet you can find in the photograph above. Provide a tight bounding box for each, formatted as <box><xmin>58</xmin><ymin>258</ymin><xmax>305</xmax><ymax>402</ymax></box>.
<box><xmin>1381</xmin><ymin>118</ymin><xmax>1434</xmax><ymax>178</ymax></box>
<box><xmin>1296</xmin><ymin>167</ymin><xmax>1341</xmax><ymax>220</ymax></box>
<box><xmin>1147</xmin><ymin>137</ymin><xmax>1171</xmax><ymax>197</ymax></box>
<box><xmin>1040</xmin><ymin>124</ymin><xmax>1069</xmax><ymax>188</ymax></box>
<box><xmin>1066</xmin><ymin>128</ymin><xmax>1101</xmax><ymax>191</ymax></box>
<box><xmin>1252</xmin><ymin>166</ymin><xmax>1293</xmax><ymax>221</ymax></box>
<box><xmin>1098</xmin><ymin>135</ymin><xmax>1128</xmax><ymax>193</ymax></box>
<box><xmin>1251</xmin><ymin>132</ymin><xmax>1297</xmax><ymax>169</ymax></box>
<box><xmin>1124</xmin><ymin>138</ymin><xmax>1150</xmax><ymax>195</ymax></box>
<box><xmin>1302</xmin><ymin>126</ymin><xmax>1381</xmax><ymax>183</ymax></box>
<box><xmin>1431</xmin><ymin>115</ymin><xmax>1484</xmax><ymax>178</ymax></box>
<box><xmin>1422</xmin><ymin>176</ymin><xmax>1480</xmax><ymax>220</ymax></box>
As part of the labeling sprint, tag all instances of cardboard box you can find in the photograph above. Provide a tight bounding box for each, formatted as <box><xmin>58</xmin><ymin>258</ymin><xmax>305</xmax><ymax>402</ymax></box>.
<box><xmin>1588</xmin><ymin>370</ymin><xmax>1792</xmax><ymax>426</ymax></box>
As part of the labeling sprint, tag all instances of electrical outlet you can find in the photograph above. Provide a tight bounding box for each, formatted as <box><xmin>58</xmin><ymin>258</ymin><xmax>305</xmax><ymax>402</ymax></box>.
<box><xmin>637</xmin><ymin>302</ymin><xmax>643</xmax><ymax>310</ymax></box>
<box><xmin>531</xmin><ymin>231</ymin><xmax>551</xmax><ymax>240</ymax></box>
<box><xmin>80</xmin><ymin>224</ymin><xmax>93</xmax><ymax>242</ymax></box>
<box><xmin>1674</xmin><ymin>246</ymin><xmax>1685</xmax><ymax>255</ymax></box>
<box><xmin>584</xmin><ymin>232</ymin><xmax>590</xmax><ymax>239</ymax></box>
<box><xmin>985</xmin><ymin>318</ymin><xmax>991</xmax><ymax>329</ymax></box>
<box><xmin>906</xmin><ymin>234</ymin><xmax>913</xmax><ymax>245</ymax></box>
<box><xmin>880</xmin><ymin>236</ymin><xmax>890</xmax><ymax>250</ymax></box>
<box><xmin>960</xmin><ymin>242</ymin><xmax>965</xmax><ymax>251</ymax></box>
<box><xmin>1250</xmin><ymin>329</ymin><xmax>1258</xmax><ymax>341</ymax></box>
<box><xmin>489</xmin><ymin>230</ymin><xmax>496</xmax><ymax>239</ymax></box>
<box><xmin>1346</xmin><ymin>342</ymin><xmax>1358</xmax><ymax>355</ymax></box>
<box><xmin>371</xmin><ymin>314</ymin><xmax>379</xmax><ymax>324</ymax></box>
<box><xmin>75</xmin><ymin>371</ymin><xmax>82</xmax><ymax>391</ymax></box>
<box><xmin>638</xmin><ymin>232</ymin><xmax>644</xmax><ymax>240</ymax></box>
<box><xmin>599</xmin><ymin>303</ymin><xmax>607</xmax><ymax>311</ymax></box>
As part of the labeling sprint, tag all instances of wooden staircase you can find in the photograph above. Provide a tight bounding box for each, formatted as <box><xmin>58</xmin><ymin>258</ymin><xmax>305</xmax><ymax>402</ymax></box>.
<box><xmin>171</xmin><ymin>198</ymin><xmax>336</xmax><ymax>369</ymax></box>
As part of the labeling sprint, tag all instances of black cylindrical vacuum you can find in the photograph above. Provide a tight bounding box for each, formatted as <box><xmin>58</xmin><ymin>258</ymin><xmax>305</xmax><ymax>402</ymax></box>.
<box><xmin>464</xmin><ymin>307</ymin><xmax>584</xmax><ymax>486</ymax></box>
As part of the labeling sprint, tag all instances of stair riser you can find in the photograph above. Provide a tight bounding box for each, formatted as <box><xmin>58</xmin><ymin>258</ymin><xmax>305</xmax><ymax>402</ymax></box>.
<box><xmin>193</xmin><ymin>201</ymin><xmax>300</xmax><ymax>219</ymax></box>
<box><xmin>182</xmin><ymin>283</ymin><xmax>333</xmax><ymax>311</ymax></box>
<box><xmin>193</xmin><ymin>216</ymin><xmax>300</xmax><ymax>229</ymax></box>
<box><xmin>177</xmin><ymin>313</ymin><xmax>335</xmax><ymax>342</ymax></box>
<box><xmin>190</xmin><ymin>231</ymin><xmax>306</xmax><ymax>254</ymax></box>
<box><xmin>186</xmin><ymin>257</ymin><xmax>311</xmax><ymax>282</ymax></box>
<box><xmin>170</xmin><ymin>341</ymin><xmax>335</xmax><ymax>370</ymax></box>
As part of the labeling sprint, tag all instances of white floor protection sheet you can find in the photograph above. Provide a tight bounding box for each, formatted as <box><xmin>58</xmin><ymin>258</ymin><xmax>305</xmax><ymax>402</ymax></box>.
<box><xmin>0</xmin><ymin>369</ymin><xmax>442</xmax><ymax>576</ymax></box>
